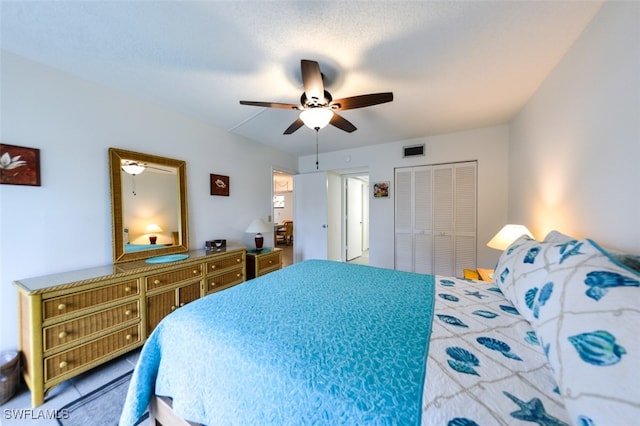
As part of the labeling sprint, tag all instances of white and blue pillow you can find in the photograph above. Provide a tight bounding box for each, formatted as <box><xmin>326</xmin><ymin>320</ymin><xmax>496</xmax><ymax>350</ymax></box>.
<box><xmin>494</xmin><ymin>232</ymin><xmax>640</xmax><ymax>425</ymax></box>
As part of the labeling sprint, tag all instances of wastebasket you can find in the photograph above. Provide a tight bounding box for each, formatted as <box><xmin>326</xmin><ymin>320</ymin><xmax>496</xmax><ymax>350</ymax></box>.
<box><xmin>0</xmin><ymin>351</ymin><xmax>20</xmax><ymax>405</ymax></box>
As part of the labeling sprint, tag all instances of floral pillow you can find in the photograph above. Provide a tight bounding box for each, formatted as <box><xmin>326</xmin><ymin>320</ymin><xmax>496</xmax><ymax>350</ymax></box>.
<box><xmin>496</xmin><ymin>234</ymin><xmax>640</xmax><ymax>425</ymax></box>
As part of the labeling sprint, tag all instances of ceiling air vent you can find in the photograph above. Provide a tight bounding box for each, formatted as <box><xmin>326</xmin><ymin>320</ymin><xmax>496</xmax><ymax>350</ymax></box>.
<box><xmin>403</xmin><ymin>144</ymin><xmax>425</xmax><ymax>158</ymax></box>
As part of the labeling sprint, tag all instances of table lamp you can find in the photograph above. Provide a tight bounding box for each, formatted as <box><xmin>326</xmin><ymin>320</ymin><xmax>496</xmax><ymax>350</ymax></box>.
<box><xmin>146</xmin><ymin>223</ymin><xmax>163</xmax><ymax>245</ymax></box>
<box><xmin>246</xmin><ymin>219</ymin><xmax>270</xmax><ymax>250</ymax></box>
<box><xmin>487</xmin><ymin>224</ymin><xmax>533</xmax><ymax>250</ymax></box>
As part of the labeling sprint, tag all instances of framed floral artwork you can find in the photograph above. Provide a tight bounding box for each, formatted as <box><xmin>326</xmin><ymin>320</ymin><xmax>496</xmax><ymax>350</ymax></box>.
<box><xmin>373</xmin><ymin>181</ymin><xmax>389</xmax><ymax>198</ymax></box>
<box><xmin>0</xmin><ymin>143</ymin><xmax>41</xmax><ymax>186</ymax></box>
<box><xmin>210</xmin><ymin>174</ymin><xmax>229</xmax><ymax>196</ymax></box>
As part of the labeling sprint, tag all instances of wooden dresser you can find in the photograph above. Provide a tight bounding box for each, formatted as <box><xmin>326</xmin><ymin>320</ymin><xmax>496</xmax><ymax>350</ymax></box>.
<box><xmin>14</xmin><ymin>247</ymin><xmax>245</xmax><ymax>407</ymax></box>
<box><xmin>245</xmin><ymin>248</ymin><xmax>282</xmax><ymax>279</ymax></box>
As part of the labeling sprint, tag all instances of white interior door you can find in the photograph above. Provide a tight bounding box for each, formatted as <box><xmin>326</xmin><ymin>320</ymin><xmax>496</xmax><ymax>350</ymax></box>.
<box><xmin>294</xmin><ymin>172</ymin><xmax>328</xmax><ymax>262</ymax></box>
<box><xmin>346</xmin><ymin>178</ymin><xmax>363</xmax><ymax>261</ymax></box>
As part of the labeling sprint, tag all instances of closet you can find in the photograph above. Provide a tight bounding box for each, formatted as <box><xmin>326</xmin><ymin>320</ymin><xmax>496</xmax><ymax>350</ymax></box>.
<box><xmin>395</xmin><ymin>161</ymin><xmax>477</xmax><ymax>277</ymax></box>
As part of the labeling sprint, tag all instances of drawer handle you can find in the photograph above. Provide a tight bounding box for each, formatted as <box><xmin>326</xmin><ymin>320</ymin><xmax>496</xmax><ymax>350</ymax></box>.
<box><xmin>125</xmin><ymin>310</ymin><xmax>132</xmax><ymax>316</ymax></box>
<box><xmin>237</xmin><ymin>273</ymin><xmax>241</xmax><ymax>278</ymax></box>
<box><xmin>58</xmin><ymin>331</ymin><xmax>67</xmax><ymax>339</ymax></box>
<box><xmin>268</xmin><ymin>260</ymin><xmax>273</xmax><ymax>264</ymax></box>
<box><xmin>193</xmin><ymin>269</ymin><xmax>199</xmax><ymax>275</ymax></box>
<box><xmin>124</xmin><ymin>286</ymin><xmax>132</xmax><ymax>292</ymax></box>
<box><xmin>210</xmin><ymin>282</ymin><xmax>216</xmax><ymax>287</ymax></box>
<box><xmin>57</xmin><ymin>303</ymin><xmax>66</xmax><ymax>311</ymax></box>
<box><xmin>125</xmin><ymin>334</ymin><xmax>132</xmax><ymax>340</ymax></box>
<box><xmin>154</xmin><ymin>279</ymin><xmax>161</xmax><ymax>285</ymax></box>
<box><xmin>210</xmin><ymin>265</ymin><xmax>216</xmax><ymax>270</ymax></box>
<box><xmin>59</xmin><ymin>361</ymin><xmax>68</xmax><ymax>369</ymax></box>
<box><xmin>179</xmin><ymin>303</ymin><xmax>185</xmax><ymax>307</ymax></box>
<box><xmin>171</xmin><ymin>305</ymin><xmax>176</xmax><ymax>311</ymax></box>
<box><xmin>236</xmin><ymin>258</ymin><xmax>241</xmax><ymax>263</ymax></box>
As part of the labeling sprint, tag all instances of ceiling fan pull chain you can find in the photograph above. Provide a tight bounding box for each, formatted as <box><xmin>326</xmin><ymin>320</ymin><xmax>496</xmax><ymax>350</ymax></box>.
<box><xmin>315</xmin><ymin>128</ymin><xmax>319</xmax><ymax>170</ymax></box>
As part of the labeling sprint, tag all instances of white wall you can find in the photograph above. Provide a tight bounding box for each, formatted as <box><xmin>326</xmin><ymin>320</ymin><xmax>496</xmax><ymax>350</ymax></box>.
<box><xmin>299</xmin><ymin>125</ymin><xmax>510</xmax><ymax>270</ymax></box>
<box><xmin>0</xmin><ymin>52</ymin><xmax>297</xmax><ymax>351</ymax></box>
<box><xmin>509</xmin><ymin>1</ymin><xmax>640</xmax><ymax>252</ymax></box>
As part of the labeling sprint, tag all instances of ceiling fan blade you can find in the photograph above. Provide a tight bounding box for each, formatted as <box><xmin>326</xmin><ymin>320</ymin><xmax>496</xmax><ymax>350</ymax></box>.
<box><xmin>283</xmin><ymin>118</ymin><xmax>305</xmax><ymax>135</ymax></box>
<box><xmin>331</xmin><ymin>92</ymin><xmax>393</xmax><ymax>111</ymax></box>
<box><xmin>239</xmin><ymin>100</ymin><xmax>300</xmax><ymax>110</ymax></box>
<box><xmin>330</xmin><ymin>113</ymin><xmax>357</xmax><ymax>133</ymax></box>
<box><xmin>301</xmin><ymin>60</ymin><xmax>324</xmax><ymax>103</ymax></box>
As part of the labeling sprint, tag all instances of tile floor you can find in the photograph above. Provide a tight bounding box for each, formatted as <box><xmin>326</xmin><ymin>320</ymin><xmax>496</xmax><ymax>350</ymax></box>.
<box><xmin>1</xmin><ymin>348</ymin><xmax>145</xmax><ymax>426</ymax></box>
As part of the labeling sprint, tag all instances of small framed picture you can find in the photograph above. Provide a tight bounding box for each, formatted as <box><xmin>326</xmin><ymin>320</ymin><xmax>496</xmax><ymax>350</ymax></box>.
<box><xmin>210</xmin><ymin>174</ymin><xmax>229</xmax><ymax>196</ymax></box>
<box><xmin>372</xmin><ymin>181</ymin><xmax>389</xmax><ymax>198</ymax></box>
<box><xmin>0</xmin><ymin>143</ymin><xmax>41</xmax><ymax>186</ymax></box>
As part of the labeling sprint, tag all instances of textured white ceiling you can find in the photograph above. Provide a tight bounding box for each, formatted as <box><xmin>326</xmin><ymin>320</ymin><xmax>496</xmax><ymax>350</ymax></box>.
<box><xmin>1</xmin><ymin>1</ymin><xmax>603</xmax><ymax>156</ymax></box>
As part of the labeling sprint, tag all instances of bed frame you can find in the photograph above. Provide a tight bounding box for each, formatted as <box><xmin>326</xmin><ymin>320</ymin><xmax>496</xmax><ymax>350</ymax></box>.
<box><xmin>149</xmin><ymin>396</ymin><xmax>200</xmax><ymax>426</ymax></box>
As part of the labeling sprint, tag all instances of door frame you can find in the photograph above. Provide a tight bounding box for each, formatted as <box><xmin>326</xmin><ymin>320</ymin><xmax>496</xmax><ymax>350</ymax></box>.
<box><xmin>341</xmin><ymin>171</ymin><xmax>369</xmax><ymax>263</ymax></box>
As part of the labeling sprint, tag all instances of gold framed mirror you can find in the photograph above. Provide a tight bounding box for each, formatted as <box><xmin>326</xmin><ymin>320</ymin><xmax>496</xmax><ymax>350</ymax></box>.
<box><xmin>109</xmin><ymin>148</ymin><xmax>189</xmax><ymax>263</ymax></box>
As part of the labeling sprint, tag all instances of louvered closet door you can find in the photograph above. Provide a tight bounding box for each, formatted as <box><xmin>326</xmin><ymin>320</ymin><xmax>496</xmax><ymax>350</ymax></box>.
<box><xmin>454</xmin><ymin>163</ymin><xmax>477</xmax><ymax>277</ymax></box>
<box><xmin>433</xmin><ymin>166</ymin><xmax>454</xmax><ymax>275</ymax></box>
<box><xmin>395</xmin><ymin>162</ymin><xmax>477</xmax><ymax>276</ymax></box>
<box><xmin>394</xmin><ymin>168</ymin><xmax>413</xmax><ymax>272</ymax></box>
<box><xmin>413</xmin><ymin>167</ymin><xmax>433</xmax><ymax>274</ymax></box>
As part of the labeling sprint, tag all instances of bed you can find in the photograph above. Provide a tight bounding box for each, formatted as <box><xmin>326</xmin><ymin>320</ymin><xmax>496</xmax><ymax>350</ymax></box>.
<box><xmin>120</xmin><ymin>232</ymin><xmax>639</xmax><ymax>426</ymax></box>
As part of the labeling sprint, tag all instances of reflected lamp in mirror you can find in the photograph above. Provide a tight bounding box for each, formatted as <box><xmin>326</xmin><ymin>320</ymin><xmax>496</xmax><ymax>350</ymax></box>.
<box><xmin>246</xmin><ymin>219</ymin><xmax>270</xmax><ymax>251</ymax></box>
<box><xmin>487</xmin><ymin>224</ymin><xmax>534</xmax><ymax>251</ymax></box>
<box><xmin>146</xmin><ymin>223</ymin><xmax>163</xmax><ymax>245</ymax></box>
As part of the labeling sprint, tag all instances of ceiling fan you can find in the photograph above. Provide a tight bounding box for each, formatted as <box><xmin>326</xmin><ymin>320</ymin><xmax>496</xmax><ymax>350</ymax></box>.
<box><xmin>239</xmin><ymin>59</ymin><xmax>393</xmax><ymax>134</ymax></box>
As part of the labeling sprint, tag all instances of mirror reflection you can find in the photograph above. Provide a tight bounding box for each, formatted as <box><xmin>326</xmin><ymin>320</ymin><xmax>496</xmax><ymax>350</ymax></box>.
<box><xmin>109</xmin><ymin>148</ymin><xmax>188</xmax><ymax>263</ymax></box>
<box><xmin>121</xmin><ymin>162</ymin><xmax>179</xmax><ymax>249</ymax></box>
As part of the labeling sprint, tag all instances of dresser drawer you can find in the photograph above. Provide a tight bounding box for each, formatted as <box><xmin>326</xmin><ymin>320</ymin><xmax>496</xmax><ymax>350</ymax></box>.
<box><xmin>206</xmin><ymin>252</ymin><xmax>244</xmax><ymax>274</ymax></box>
<box><xmin>256</xmin><ymin>252</ymin><xmax>281</xmax><ymax>276</ymax></box>
<box><xmin>146</xmin><ymin>265</ymin><xmax>202</xmax><ymax>291</ymax></box>
<box><xmin>44</xmin><ymin>324</ymin><xmax>141</xmax><ymax>382</ymax></box>
<box><xmin>43</xmin><ymin>301</ymin><xmax>140</xmax><ymax>352</ymax></box>
<box><xmin>206</xmin><ymin>268</ymin><xmax>244</xmax><ymax>294</ymax></box>
<box><xmin>43</xmin><ymin>279</ymin><xmax>139</xmax><ymax>321</ymax></box>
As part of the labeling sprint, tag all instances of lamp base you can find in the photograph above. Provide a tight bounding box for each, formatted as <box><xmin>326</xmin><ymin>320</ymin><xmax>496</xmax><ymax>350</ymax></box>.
<box><xmin>149</xmin><ymin>236</ymin><xmax>157</xmax><ymax>245</ymax></box>
<box><xmin>254</xmin><ymin>233</ymin><xmax>264</xmax><ymax>250</ymax></box>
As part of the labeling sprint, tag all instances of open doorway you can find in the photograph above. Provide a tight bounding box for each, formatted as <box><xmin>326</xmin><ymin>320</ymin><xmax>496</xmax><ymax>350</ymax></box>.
<box><xmin>344</xmin><ymin>174</ymin><xmax>370</xmax><ymax>265</ymax></box>
<box><xmin>273</xmin><ymin>169</ymin><xmax>294</xmax><ymax>267</ymax></box>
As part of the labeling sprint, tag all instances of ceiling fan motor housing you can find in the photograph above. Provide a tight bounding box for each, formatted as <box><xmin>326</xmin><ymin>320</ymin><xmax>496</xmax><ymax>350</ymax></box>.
<box><xmin>301</xmin><ymin>90</ymin><xmax>333</xmax><ymax>108</ymax></box>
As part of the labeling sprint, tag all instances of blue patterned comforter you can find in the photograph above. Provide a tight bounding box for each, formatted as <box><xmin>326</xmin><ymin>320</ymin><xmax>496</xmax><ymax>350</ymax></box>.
<box><xmin>120</xmin><ymin>260</ymin><xmax>436</xmax><ymax>425</ymax></box>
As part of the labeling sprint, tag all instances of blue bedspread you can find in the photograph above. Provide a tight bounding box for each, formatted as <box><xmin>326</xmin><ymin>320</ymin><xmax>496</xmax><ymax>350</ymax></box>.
<box><xmin>120</xmin><ymin>260</ymin><xmax>435</xmax><ymax>425</ymax></box>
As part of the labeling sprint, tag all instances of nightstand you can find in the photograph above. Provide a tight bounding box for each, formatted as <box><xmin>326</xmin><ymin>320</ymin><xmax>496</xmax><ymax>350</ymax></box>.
<box><xmin>477</xmin><ymin>268</ymin><xmax>494</xmax><ymax>282</ymax></box>
<box><xmin>246</xmin><ymin>248</ymin><xmax>282</xmax><ymax>279</ymax></box>
<box><xmin>463</xmin><ymin>268</ymin><xmax>494</xmax><ymax>282</ymax></box>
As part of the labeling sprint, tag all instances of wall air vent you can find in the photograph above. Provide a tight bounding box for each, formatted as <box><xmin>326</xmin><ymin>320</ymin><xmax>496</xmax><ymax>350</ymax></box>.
<box><xmin>403</xmin><ymin>144</ymin><xmax>425</xmax><ymax>158</ymax></box>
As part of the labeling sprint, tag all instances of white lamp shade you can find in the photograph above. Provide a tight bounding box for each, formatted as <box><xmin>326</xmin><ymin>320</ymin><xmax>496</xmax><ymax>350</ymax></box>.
<box><xmin>487</xmin><ymin>224</ymin><xmax>533</xmax><ymax>250</ymax></box>
<box><xmin>246</xmin><ymin>219</ymin><xmax>270</xmax><ymax>234</ymax></box>
<box><xmin>300</xmin><ymin>108</ymin><xmax>334</xmax><ymax>130</ymax></box>
<box><xmin>146</xmin><ymin>223</ymin><xmax>163</xmax><ymax>233</ymax></box>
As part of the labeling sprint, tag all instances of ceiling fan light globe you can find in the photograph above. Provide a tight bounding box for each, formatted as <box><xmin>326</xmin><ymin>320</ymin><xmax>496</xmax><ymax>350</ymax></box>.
<box><xmin>300</xmin><ymin>108</ymin><xmax>333</xmax><ymax>130</ymax></box>
<box><xmin>122</xmin><ymin>163</ymin><xmax>145</xmax><ymax>175</ymax></box>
